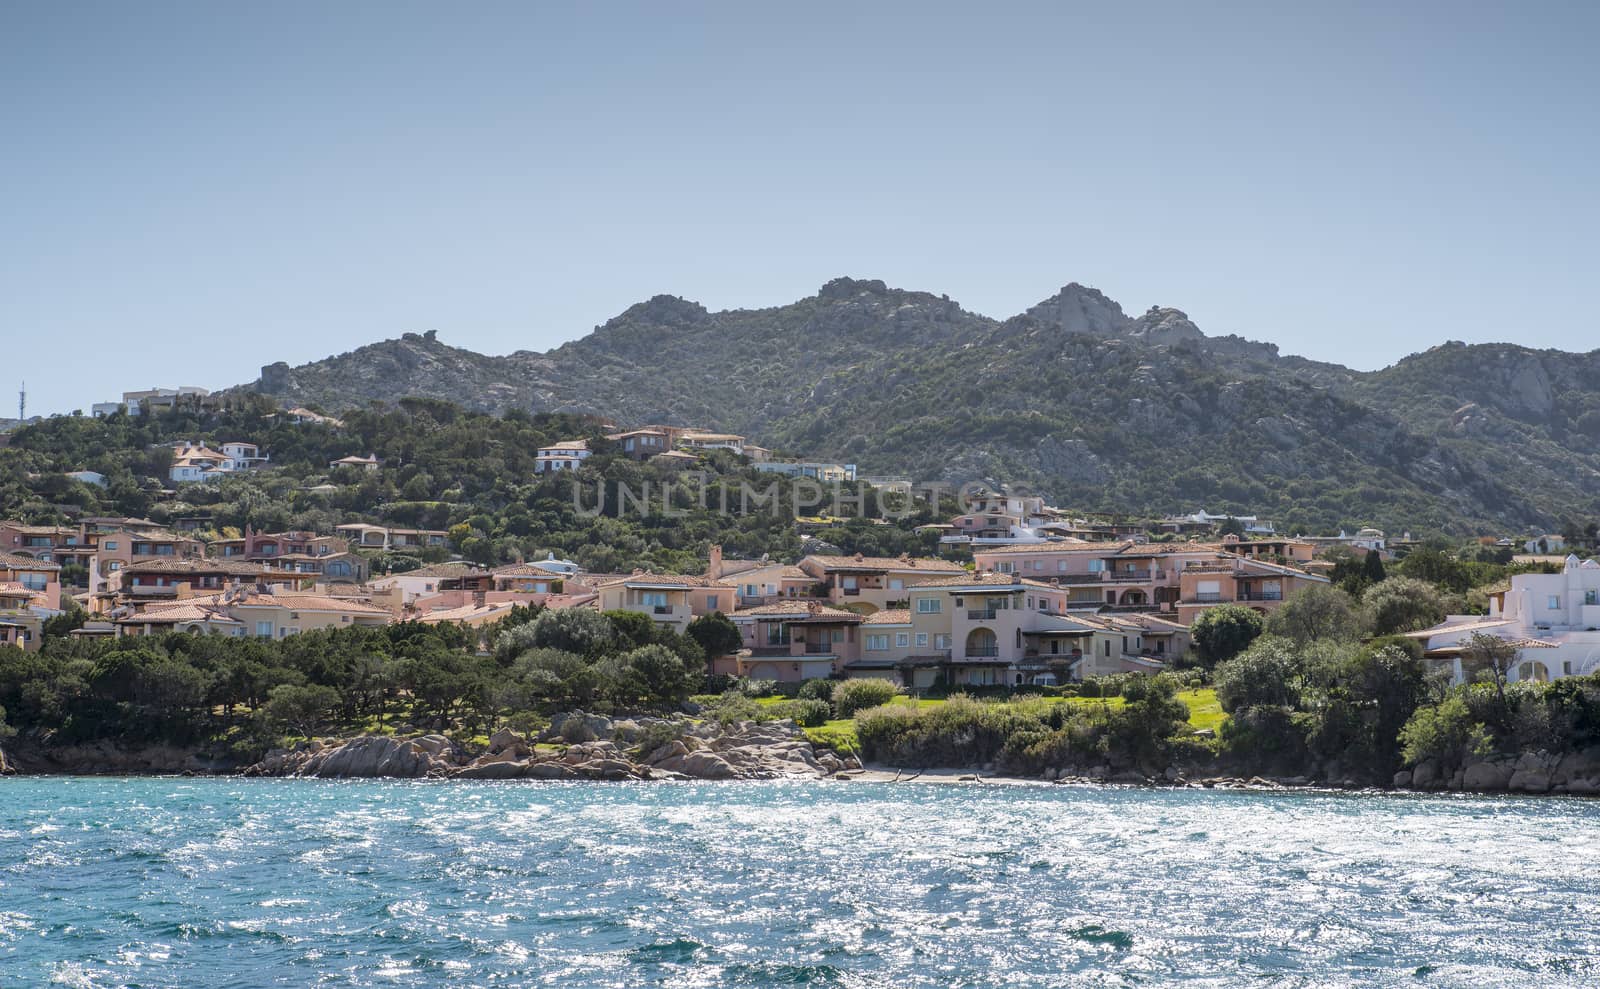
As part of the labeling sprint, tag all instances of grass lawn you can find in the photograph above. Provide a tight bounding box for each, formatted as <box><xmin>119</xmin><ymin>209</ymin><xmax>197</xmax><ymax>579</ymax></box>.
<box><xmin>1176</xmin><ymin>689</ymin><xmax>1226</xmax><ymax>732</ymax></box>
<box><xmin>802</xmin><ymin>719</ymin><xmax>859</xmax><ymax>755</ymax></box>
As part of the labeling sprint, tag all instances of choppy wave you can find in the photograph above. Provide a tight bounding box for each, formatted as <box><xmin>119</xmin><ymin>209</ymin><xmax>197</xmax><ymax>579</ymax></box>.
<box><xmin>1</xmin><ymin>778</ymin><xmax>1597</xmax><ymax>986</ymax></box>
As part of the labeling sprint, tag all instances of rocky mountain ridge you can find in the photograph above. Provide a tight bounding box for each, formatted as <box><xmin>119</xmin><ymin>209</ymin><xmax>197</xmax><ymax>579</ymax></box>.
<box><xmin>236</xmin><ymin>278</ymin><xmax>1600</xmax><ymax>533</ymax></box>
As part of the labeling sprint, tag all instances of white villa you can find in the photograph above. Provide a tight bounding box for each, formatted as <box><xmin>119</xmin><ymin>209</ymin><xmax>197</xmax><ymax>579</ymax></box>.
<box><xmin>534</xmin><ymin>439</ymin><xmax>591</xmax><ymax>473</ymax></box>
<box><xmin>1407</xmin><ymin>555</ymin><xmax>1600</xmax><ymax>684</ymax></box>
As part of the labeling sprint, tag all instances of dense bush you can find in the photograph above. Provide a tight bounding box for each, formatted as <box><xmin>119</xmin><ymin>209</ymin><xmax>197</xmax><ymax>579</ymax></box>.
<box><xmin>797</xmin><ymin>678</ymin><xmax>836</xmax><ymax>702</ymax></box>
<box><xmin>1399</xmin><ymin>693</ymin><xmax>1493</xmax><ymax>770</ymax></box>
<box><xmin>833</xmin><ymin>678</ymin><xmax>900</xmax><ymax>718</ymax></box>
<box><xmin>766</xmin><ymin>698</ymin><xmax>832</xmax><ymax>727</ymax></box>
<box><xmin>1214</xmin><ymin>637</ymin><xmax>1304</xmax><ymax>711</ymax></box>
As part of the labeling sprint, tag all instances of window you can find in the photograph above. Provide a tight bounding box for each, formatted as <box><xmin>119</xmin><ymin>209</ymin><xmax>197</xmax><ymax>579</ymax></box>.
<box><xmin>1057</xmin><ymin>560</ymin><xmax>1068</xmax><ymax>572</ymax></box>
<box><xmin>20</xmin><ymin>573</ymin><xmax>48</xmax><ymax>591</ymax></box>
<box><xmin>1549</xmin><ymin>595</ymin><xmax>1562</xmax><ymax>610</ymax></box>
<box><xmin>916</xmin><ymin>633</ymin><xmax>928</xmax><ymax>647</ymax></box>
<box><xmin>935</xmin><ymin>634</ymin><xmax>952</xmax><ymax>650</ymax></box>
<box><xmin>841</xmin><ymin>576</ymin><xmax>858</xmax><ymax>590</ymax></box>
<box><xmin>256</xmin><ymin>621</ymin><xmax>273</xmax><ymax>637</ymax></box>
<box><xmin>995</xmin><ymin>562</ymin><xmax>1014</xmax><ymax>574</ymax></box>
<box><xmin>1088</xmin><ymin>559</ymin><xmax>1106</xmax><ymax>572</ymax></box>
<box><xmin>706</xmin><ymin>595</ymin><xmax>718</xmax><ymax>610</ymax></box>
<box><xmin>1587</xmin><ymin>590</ymin><xmax>1598</xmax><ymax>606</ymax></box>
<box><xmin>867</xmin><ymin>634</ymin><xmax>889</xmax><ymax>651</ymax></box>
<box><xmin>895</xmin><ymin>632</ymin><xmax>909</xmax><ymax>647</ymax></box>
<box><xmin>641</xmin><ymin>592</ymin><xmax>668</xmax><ymax>608</ymax></box>
<box><xmin>103</xmin><ymin>540</ymin><xmax>117</xmax><ymax>551</ymax></box>
<box><xmin>888</xmin><ymin>578</ymin><xmax>904</xmax><ymax>590</ymax></box>
<box><xmin>831</xmin><ymin>629</ymin><xmax>844</xmax><ymax>643</ymax></box>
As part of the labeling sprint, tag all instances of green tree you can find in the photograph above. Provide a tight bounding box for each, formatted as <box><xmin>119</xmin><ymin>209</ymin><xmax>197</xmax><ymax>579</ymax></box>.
<box><xmin>686</xmin><ymin>612</ymin><xmax>743</xmax><ymax>659</ymax></box>
<box><xmin>262</xmin><ymin>683</ymin><xmax>340</xmax><ymax>738</ymax></box>
<box><xmin>1361</xmin><ymin>549</ymin><xmax>1386</xmax><ymax>583</ymax></box>
<box><xmin>1189</xmin><ymin>605</ymin><xmax>1264</xmax><ymax>668</ymax></box>
<box><xmin>1214</xmin><ymin>636</ymin><xmax>1303</xmax><ymax>711</ymax></box>
<box><xmin>1461</xmin><ymin>632</ymin><xmax>1518</xmax><ymax>711</ymax></box>
<box><xmin>1363</xmin><ymin>576</ymin><xmax>1447</xmax><ymax>636</ymax></box>
<box><xmin>1265</xmin><ymin>585</ymin><xmax>1368</xmax><ymax>647</ymax></box>
<box><xmin>614</xmin><ymin>644</ymin><xmax>701</xmax><ymax>706</ymax></box>
<box><xmin>530</xmin><ymin>608</ymin><xmax>616</xmax><ymax>658</ymax></box>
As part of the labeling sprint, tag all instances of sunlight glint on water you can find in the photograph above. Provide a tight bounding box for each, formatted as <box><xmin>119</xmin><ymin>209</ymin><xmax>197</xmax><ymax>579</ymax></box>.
<box><xmin>1</xmin><ymin>778</ymin><xmax>1598</xmax><ymax>987</ymax></box>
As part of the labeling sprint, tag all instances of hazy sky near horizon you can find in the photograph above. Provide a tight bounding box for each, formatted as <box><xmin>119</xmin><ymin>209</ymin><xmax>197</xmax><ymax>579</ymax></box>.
<box><xmin>4</xmin><ymin>1</ymin><xmax>1598</xmax><ymax>416</ymax></box>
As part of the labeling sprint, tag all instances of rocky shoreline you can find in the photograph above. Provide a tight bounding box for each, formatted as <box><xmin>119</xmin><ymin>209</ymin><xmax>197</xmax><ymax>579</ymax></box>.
<box><xmin>5</xmin><ymin>720</ymin><xmax>1599</xmax><ymax>797</ymax></box>
<box><xmin>243</xmin><ymin>712</ymin><xmax>860</xmax><ymax>782</ymax></box>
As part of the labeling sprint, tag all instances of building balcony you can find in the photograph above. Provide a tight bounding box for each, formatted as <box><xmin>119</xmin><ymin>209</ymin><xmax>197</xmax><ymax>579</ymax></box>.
<box><xmin>1238</xmin><ymin>591</ymin><xmax>1283</xmax><ymax>602</ymax></box>
<box><xmin>1105</xmin><ymin>570</ymin><xmax>1160</xmax><ymax>583</ymax></box>
<box><xmin>1188</xmin><ymin>592</ymin><xmax>1228</xmax><ymax>604</ymax></box>
<box><xmin>965</xmin><ymin>646</ymin><xmax>1000</xmax><ymax>658</ymax></box>
<box><xmin>967</xmin><ymin>610</ymin><xmax>999</xmax><ymax>621</ymax></box>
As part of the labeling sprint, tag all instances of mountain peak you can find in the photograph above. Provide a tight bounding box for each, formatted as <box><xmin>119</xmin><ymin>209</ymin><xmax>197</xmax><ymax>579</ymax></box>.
<box><xmin>1024</xmin><ymin>283</ymin><xmax>1131</xmax><ymax>336</ymax></box>
<box><xmin>1126</xmin><ymin>307</ymin><xmax>1205</xmax><ymax>346</ymax></box>
<box><xmin>818</xmin><ymin>276</ymin><xmax>891</xmax><ymax>300</ymax></box>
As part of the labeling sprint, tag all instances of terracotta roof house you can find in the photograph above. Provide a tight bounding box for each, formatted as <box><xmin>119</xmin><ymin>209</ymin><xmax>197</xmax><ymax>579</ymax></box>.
<box><xmin>796</xmin><ymin>553</ymin><xmax>968</xmax><ymax>615</ymax></box>
<box><xmin>593</xmin><ymin>571</ymin><xmax>737</xmax><ymax>633</ymax></box>
<box><xmin>731</xmin><ymin>600</ymin><xmax>864</xmax><ymax>682</ymax></box>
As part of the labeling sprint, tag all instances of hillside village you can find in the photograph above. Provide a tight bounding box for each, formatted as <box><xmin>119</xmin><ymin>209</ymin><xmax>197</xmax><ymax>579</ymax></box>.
<box><xmin>3</xmin><ymin>391</ymin><xmax>1596</xmax><ymax>693</ymax></box>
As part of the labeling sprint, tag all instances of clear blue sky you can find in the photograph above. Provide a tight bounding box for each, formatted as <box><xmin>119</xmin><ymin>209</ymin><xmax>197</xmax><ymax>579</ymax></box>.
<box><xmin>4</xmin><ymin>1</ymin><xmax>1597</xmax><ymax>417</ymax></box>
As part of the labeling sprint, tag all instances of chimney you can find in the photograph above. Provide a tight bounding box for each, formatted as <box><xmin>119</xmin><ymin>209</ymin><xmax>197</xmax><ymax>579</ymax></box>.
<box><xmin>708</xmin><ymin>544</ymin><xmax>724</xmax><ymax>580</ymax></box>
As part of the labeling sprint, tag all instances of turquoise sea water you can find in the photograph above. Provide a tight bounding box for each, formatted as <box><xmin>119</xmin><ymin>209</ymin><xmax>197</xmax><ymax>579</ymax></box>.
<box><xmin>2</xmin><ymin>779</ymin><xmax>1598</xmax><ymax>987</ymax></box>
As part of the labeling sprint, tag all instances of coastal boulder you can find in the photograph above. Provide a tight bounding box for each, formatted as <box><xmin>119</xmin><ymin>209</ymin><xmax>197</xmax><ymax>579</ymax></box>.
<box><xmin>555</xmin><ymin>713</ymin><xmax>615</xmax><ymax>743</ymax></box>
<box><xmin>1410</xmin><ymin>760</ymin><xmax>1442</xmax><ymax>789</ymax></box>
<box><xmin>455</xmin><ymin>759</ymin><xmax>532</xmax><ymax>780</ymax></box>
<box><xmin>284</xmin><ymin>732</ymin><xmax>448</xmax><ymax>777</ymax></box>
<box><xmin>646</xmin><ymin>740</ymin><xmax>689</xmax><ymax>765</ymax></box>
<box><xmin>680</xmin><ymin>750</ymin><xmax>737</xmax><ymax>780</ymax></box>
<box><xmin>1463</xmin><ymin>762</ymin><xmax>1511</xmax><ymax>792</ymax></box>
<box><xmin>1509</xmin><ymin>768</ymin><xmax>1551</xmax><ymax>793</ymax></box>
<box><xmin>488</xmin><ymin>727</ymin><xmax>530</xmax><ymax>757</ymax></box>
<box><xmin>528</xmin><ymin>761</ymin><xmax>578</xmax><ymax>781</ymax></box>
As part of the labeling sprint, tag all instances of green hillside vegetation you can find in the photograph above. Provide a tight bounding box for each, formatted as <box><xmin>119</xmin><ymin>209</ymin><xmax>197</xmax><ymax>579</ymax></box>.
<box><xmin>236</xmin><ymin>278</ymin><xmax>1600</xmax><ymax>534</ymax></box>
<box><xmin>0</xmin><ymin>398</ymin><xmax>943</xmax><ymax>574</ymax></box>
